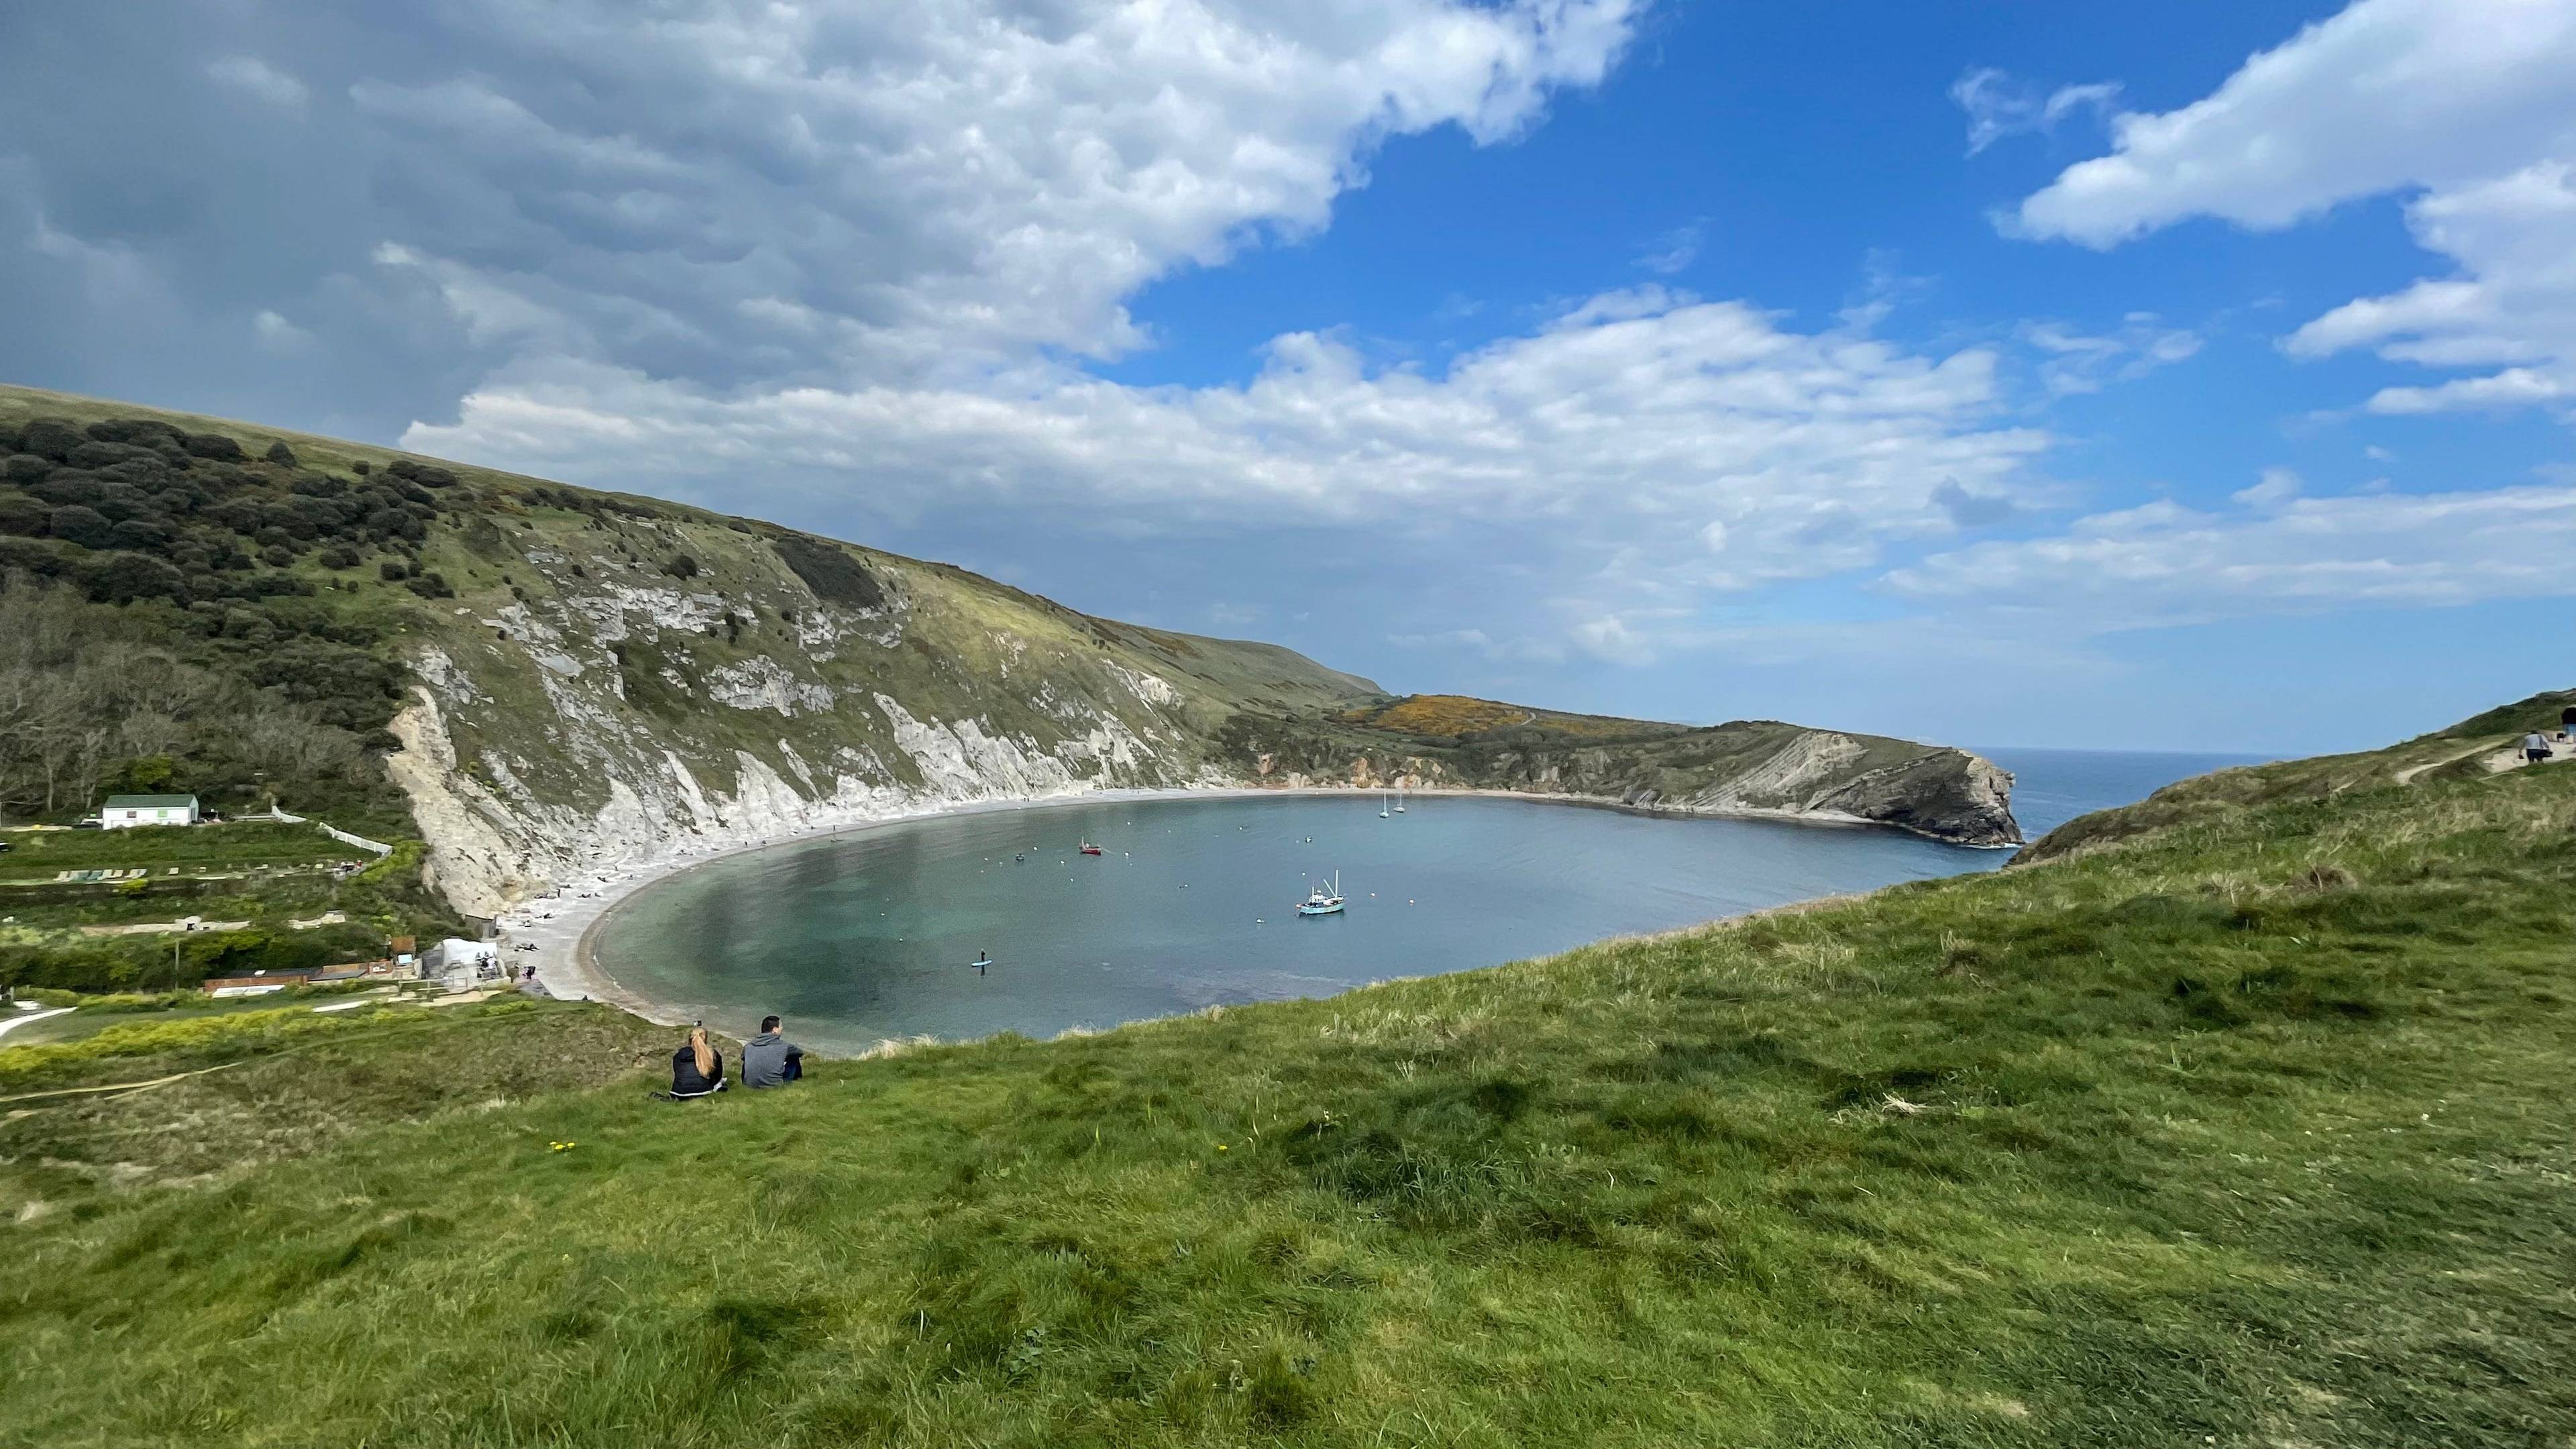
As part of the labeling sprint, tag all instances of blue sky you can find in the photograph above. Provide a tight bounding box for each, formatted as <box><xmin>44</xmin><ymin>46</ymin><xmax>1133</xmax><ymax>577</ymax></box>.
<box><xmin>4</xmin><ymin>0</ymin><xmax>2573</xmax><ymax>753</ymax></box>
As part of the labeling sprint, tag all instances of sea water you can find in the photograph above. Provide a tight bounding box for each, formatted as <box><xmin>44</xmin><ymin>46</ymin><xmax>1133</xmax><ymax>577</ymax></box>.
<box><xmin>594</xmin><ymin>749</ymin><xmax>2259</xmax><ymax>1051</ymax></box>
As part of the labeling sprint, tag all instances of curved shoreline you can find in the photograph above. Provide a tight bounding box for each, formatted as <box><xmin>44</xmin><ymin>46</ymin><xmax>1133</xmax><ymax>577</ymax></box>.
<box><xmin>533</xmin><ymin>784</ymin><xmax>1997</xmax><ymax>1032</ymax></box>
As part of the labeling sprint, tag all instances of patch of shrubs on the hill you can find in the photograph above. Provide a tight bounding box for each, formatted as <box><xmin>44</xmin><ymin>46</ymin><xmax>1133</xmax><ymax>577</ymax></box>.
<box><xmin>771</xmin><ymin>533</ymin><xmax>885</xmax><ymax>610</ymax></box>
<box><xmin>0</xmin><ymin>415</ymin><xmax>427</xmax><ymax>833</ymax></box>
<box><xmin>0</xmin><ymin>413</ymin><xmax>451</xmax><ymax>612</ymax></box>
<box><xmin>0</xmin><ymin>921</ymin><xmax>394</xmax><ymax>994</ymax></box>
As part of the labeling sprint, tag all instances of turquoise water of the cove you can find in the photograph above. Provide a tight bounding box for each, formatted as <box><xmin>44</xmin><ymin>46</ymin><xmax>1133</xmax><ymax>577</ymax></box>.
<box><xmin>594</xmin><ymin>749</ymin><xmax>2261</xmax><ymax>1052</ymax></box>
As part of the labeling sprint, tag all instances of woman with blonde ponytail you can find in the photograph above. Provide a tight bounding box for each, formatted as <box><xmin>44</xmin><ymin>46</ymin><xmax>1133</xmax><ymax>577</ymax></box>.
<box><xmin>668</xmin><ymin>1025</ymin><xmax>726</xmax><ymax>1099</ymax></box>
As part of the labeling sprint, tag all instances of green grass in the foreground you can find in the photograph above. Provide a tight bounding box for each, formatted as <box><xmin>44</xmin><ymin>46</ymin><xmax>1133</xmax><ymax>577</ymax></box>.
<box><xmin>0</xmin><ymin>996</ymin><xmax>676</xmax><ymax>1212</ymax></box>
<box><xmin>5</xmin><ymin>767</ymin><xmax>2576</xmax><ymax>1446</ymax></box>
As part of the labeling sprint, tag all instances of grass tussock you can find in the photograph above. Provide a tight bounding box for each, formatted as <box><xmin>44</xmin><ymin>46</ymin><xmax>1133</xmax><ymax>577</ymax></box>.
<box><xmin>3</xmin><ymin>765</ymin><xmax>2575</xmax><ymax>1445</ymax></box>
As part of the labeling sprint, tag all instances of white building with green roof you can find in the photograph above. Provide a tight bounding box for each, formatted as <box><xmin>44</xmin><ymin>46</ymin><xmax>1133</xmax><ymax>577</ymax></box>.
<box><xmin>101</xmin><ymin>794</ymin><xmax>200</xmax><ymax>828</ymax></box>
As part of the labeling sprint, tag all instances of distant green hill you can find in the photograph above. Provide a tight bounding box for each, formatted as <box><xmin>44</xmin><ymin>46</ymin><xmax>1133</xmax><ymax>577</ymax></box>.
<box><xmin>5</xmin><ymin>694</ymin><xmax>2572</xmax><ymax>1445</ymax></box>
<box><xmin>2018</xmin><ymin>687</ymin><xmax>2576</xmax><ymax>865</ymax></box>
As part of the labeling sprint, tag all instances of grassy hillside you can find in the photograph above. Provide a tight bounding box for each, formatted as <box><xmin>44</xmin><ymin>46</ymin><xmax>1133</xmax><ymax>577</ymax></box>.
<box><xmin>2019</xmin><ymin>687</ymin><xmax>2576</xmax><ymax>864</ymax></box>
<box><xmin>5</xmin><ymin>725</ymin><xmax>2571</xmax><ymax>1444</ymax></box>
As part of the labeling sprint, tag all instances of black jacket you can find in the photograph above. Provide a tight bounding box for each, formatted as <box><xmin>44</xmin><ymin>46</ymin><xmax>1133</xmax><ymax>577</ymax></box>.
<box><xmin>670</xmin><ymin>1043</ymin><xmax>725</xmax><ymax>1097</ymax></box>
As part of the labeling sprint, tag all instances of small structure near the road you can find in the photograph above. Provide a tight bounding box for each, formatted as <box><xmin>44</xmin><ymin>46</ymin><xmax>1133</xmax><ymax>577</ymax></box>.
<box><xmin>101</xmin><ymin>794</ymin><xmax>201</xmax><ymax>829</ymax></box>
<box><xmin>424</xmin><ymin>937</ymin><xmax>500</xmax><ymax>988</ymax></box>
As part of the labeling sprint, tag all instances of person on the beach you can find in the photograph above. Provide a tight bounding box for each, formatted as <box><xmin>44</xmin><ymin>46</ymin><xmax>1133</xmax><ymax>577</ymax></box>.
<box><xmin>741</xmin><ymin>1016</ymin><xmax>806</xmax><ymax>1088</ymax></box>
<box><xmin>669</xmin><ymin>1026</ymin><xmax>726</xmax><ymax>1099</ymax></box>
<box><xmin>2526</xmin><ymin>731</ymin><xmax>2553</xmax><ymax>765</ymax></box>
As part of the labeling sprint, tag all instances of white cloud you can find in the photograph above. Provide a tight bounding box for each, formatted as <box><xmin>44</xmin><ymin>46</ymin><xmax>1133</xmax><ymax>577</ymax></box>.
<box><xmin>2234</xmin><ymin>467</ymin><xmax>2302</xmax><ymax>509</ymax></box>
<box><xmin>206</xmin><ymin>56</ymin><xmax>308</xmax><ymax>109</ymax></box>
<box><xmin>2019</xmin><ymin>313</ymin><xmax>2201</xmax><ymax>396</ymax></box>
<box><xmin>1885</xmin><ymin>482</ymin><xmax>2576</xmax><ymax>626</ymax></box>
<box><xmin>251</xmin><ymin>309</ymin><xmax>315</xmax><ymax>352</ymax></box>
<box><xmin>1387</xmin><ymin>627</ymin><xmax>1572</xmax><ymax>664</ymax></box>
<box><xmin>326</xmin><ymin>0</ymin><xmax>1646</xmax><ymax>387</ymax></box>
<box><xmin>409</xmin><ymin>287</ymin><xmax>2051</xmax><ymax>665</ymax></box>
<box><xmin>2011</xmin><ymin>0</ymin><xmax>2576</xmax><ymax>247</ymax></box>
<box><xmin>1635</xmin><ymin>221</ymin><xmax>1703</xmax><ymax>275</ymax></box>
<box><xmin>1570</xmin><ymin>613</ymin><xmax>1656</xmax><ymax>665</ymax></box>
<box><xmin>2287</xmin><ymin>162</ymin><xmax>2576</xmax><ymax>417</ymax></box>
<box><xmin>2013</xmin><ymin>0</ymin><xmax>2576</xmax><ymax>424</ymax></box>
<box><xmin>1949</xmin><ymin>67</ymin><xmax>2118</xmax><ymax>156</ymax></box>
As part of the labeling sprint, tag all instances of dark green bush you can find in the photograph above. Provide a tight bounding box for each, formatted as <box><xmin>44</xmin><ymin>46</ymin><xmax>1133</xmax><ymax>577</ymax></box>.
<box><xmin>772</xmin><ymin>535</ymin><xmax>885</xmax><ymax>609</ymax></box>
<box><xmin>0</xmin><ymin>494</ymin><xmax>46</xmax><ymax>535</ymax></box>
<box><xmin>46</xmin><ymin>504</ymin><xmax>114</xmax><ymax>548</ymax></box>
<box><xmin>19</xmin><ymin>417</ymin><xmax>85</xmax><ymax>460</ymax></box>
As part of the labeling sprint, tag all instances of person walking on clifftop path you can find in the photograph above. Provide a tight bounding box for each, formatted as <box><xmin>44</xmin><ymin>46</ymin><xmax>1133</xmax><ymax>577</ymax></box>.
<box><xmin>741</xmin><ymin>1016</ymin><xmax>805</xmax><ymax>1089</ymax></box>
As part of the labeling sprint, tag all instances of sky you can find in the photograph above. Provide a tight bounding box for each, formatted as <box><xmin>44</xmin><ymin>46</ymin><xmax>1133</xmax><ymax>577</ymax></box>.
<box><xmin>4</xmin><ymin>0</ymin><xmax>2574</xmax><ymax>754</ymax></box>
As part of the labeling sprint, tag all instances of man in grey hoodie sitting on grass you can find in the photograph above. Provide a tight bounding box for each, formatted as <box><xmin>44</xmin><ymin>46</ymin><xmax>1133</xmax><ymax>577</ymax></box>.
<box><xmin>741</xmin><ymin>1015</ymin><xmax>806</xmax><ymax>1088</ymax></box>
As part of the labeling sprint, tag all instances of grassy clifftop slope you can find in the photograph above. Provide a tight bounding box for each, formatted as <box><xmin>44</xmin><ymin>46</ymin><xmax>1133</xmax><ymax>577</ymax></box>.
<box><xmin>2018</xmin><ymin>687</ymin><xmax>2576</xmax><ymax>865</ymax></box>
<box><xmin>4</xmin><ymin>706</ymin><xmax>2571</xmax><ymax>1445</ymax></box>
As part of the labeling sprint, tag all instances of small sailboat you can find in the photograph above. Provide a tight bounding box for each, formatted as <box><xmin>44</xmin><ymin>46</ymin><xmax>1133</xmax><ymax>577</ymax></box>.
<box><xmin>1394</xmin><ymin>784</ymin><xmax>1407</xmax><ymax>814</ymax></box>
<box><xmin>1079</xmin><ymin>839</ymin><xmax>1104</xmax><ymax>856</ymax></box>
<box><xmin>1379</xmin><ymin>791</ymin><xmax>1390</xmax><ymax>819</ymax></box>
<box><xmin>1296</xmin><ymin>872</ymin><xmax>1346</xmax><ymax>916</ymax></box>
<box><xmin>969</xmin><ymin>951</ymin><xmax>993</xmax><ymax>973</ymax></box>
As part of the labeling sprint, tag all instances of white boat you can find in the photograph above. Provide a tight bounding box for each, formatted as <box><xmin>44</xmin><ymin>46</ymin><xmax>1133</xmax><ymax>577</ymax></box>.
<box><xmin>1295</xmin><ymin>872</ymin><xmax>1345</xmax><ymax>916</ymax></box>
<box><xmin>1394</xmin><ymin>784</ymin><xmax>1407</xmax><ymax>813</ymax></box>
<box><xmin>1379</xmin><ymin>790</ymin><xmax>1390</xmax><ymax>818</ymax></box>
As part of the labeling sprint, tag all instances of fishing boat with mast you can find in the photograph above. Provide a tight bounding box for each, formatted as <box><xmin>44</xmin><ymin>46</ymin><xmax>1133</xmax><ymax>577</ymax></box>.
<box><xmin>1079</xmin><ymin>839</ymin><xmax>1104</xmax><ymax>856</ymax></box>
<box><xmin>1295</xmin><ymin>872</ymin><xmax>1345</xmax><ymax>916</ymax></box>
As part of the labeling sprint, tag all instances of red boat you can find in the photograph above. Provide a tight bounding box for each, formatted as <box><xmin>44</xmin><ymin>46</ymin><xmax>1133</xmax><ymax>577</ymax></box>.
<box><xmin>1079</xmin><ymin>840</ymin><xmax>1104</xmax><ymax>855</ymax></box>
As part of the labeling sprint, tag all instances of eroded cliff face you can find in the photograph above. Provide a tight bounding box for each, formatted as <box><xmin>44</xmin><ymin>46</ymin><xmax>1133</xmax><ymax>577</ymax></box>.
<box><xmin>374</xmin><ymin>508</ymin><xmax>1342</xmax><ymax>916</ymax></box>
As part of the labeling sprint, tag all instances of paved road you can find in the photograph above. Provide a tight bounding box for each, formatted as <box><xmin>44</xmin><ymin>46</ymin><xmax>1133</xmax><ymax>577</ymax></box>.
<box><xmin>0</xmin><ymin>1007</ymin><xmax>76</xmax><ymax>1043</ymax></box>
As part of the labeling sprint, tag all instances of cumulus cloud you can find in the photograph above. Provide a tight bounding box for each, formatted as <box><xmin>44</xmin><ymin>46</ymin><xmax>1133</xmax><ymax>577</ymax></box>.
<box><xmin>2010</xmin><ymin>0</ymin><xmax>2576</xmax><ymax>247</ymax></box>
<box><xmin>2009</xmin><ymin>0</ymin><xmax>2576</xmax><ymax>425</ymax></box>
<box><xmin>3</xmin><ymin>0</ymin><xmax>1642</xmax><ymax>406</ymax></box>
<box><xmin>406</xmin><ymin>288</ymin><xmax>2051</xmax><ymax>661</ymax></box>
<box><xmin>1885</xmin><ymin>482</ymin><xmax>2576</xmax><ymax>627</ymax></box>
<box><xmin>2287</xmin><ymin>162</ymin><xmax>2576</xmax><ymax>417</ymax></box>
<box><xmin>0</xmin><ymin>1</ymin><xmax>2056</xmax><ymax>676</ymax></box>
